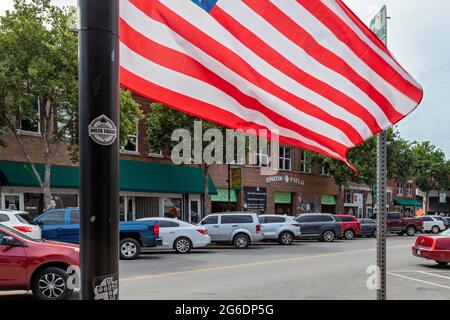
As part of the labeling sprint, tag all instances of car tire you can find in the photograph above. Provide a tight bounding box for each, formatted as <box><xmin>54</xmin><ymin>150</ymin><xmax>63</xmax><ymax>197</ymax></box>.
<box><xmin>120</xmin><ymin>238</ymin><xmax>141</xmax><ymax>260</ymax></box>
<box><xmin>431</xmin><ymin>226</ymin><xmax>440</xmax><ymax>234</ymax></box>
<box><xmin>435</xmin><ymin>261</ymin><xmax>448</xmax><ymax>266</ymax></box>
<box><xmin>278</xmin><ymin>231</ymin><xmax>294</xmax><ymax>245</ymax></box>
<box><xmin>174</xmin><ymin>237</ymin><xmax>192</xmax><ymax>254</ymax></box>
<box><xmin>233</xmin><ymin>234</ymin><xmax>250</xmax><ymax>249</ymax></box>
<box><xmin>405</xmin><ymin>225</ymin><xmax>416</xmax><ymax>236</ymax></box>
<box><xmin>320</xmin><ymin>230</ymin><xmax>336</xmax><ymax>242</ymax></box>
<box><xmin>343</xmin><ymin>229</ymin><xmax>355</xmax><ymax>240</ymax></box>
<box><xmin>32</xmin><ymin>267</ymin><xmax>73</xmax><ymax>301</ymax></box>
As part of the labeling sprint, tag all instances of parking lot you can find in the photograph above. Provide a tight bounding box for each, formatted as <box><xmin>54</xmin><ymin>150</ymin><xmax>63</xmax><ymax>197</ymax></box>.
<box><xmin>1</xmin><ymin>235</ymin><xmax>449</xmax><ymax>300</ymax></box>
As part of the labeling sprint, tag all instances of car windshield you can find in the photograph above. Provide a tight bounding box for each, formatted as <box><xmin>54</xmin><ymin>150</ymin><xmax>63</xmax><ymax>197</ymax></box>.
<box><xmin>0</xmin><ymin>223</ymin><xmax>41</xmax><ymax>242</ymax></box>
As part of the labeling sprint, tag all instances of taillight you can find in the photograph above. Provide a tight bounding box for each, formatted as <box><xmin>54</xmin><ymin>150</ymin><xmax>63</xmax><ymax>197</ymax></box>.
<box><xmin>292</xmin><ymin>223</ymin><xmax>300</xmax><ymax>227</ymax></box>
<box><xmin>14</xmin><ymin>226</ymin><xmax>32</xmax><ymax>233</ymax></box>
<box><xmin>196</xmin><ymin>229</ymin><xmax>207</xmax><ymax>235</ymax></box>
<box><xmin>153</xmin><ymin>223</ymin><xmax>160</xmax><ymax>236</ymax></box>
<box><xmin>256</xmin><ymin>224</ymin><xmax>261</xmax><ymax>233</ymax></box>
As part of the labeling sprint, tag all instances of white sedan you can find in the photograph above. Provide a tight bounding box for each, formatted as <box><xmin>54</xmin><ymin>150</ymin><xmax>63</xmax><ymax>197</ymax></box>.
<box><xmin>421</xmin><ymin>216</ymin><xmax>446</xmax><ymax>234</ymax></box>
<box><xmin>0</xmin><ymin>209</ymin><xmax>41</xmax><ymax>239</ymax></box>
<box><xmin>137</xmin><ymin>217</ymin><xmax>210</xmax><ymax>253</ymax></box>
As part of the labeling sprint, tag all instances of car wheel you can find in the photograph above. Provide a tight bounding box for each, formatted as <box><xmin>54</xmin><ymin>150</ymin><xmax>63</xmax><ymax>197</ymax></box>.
<box><xmin>321</xmin><ymin>230</ymin><xmax>335</xmax><ymax>242</ymax></box>
<box><xmin>405</xmin><ymin>226</ymin><xmax>416</xmax><ymax>236</ymax></box>
<box><xmin>435</xmin><ymin>261</ymin><xmax>448</xmax><ymax>266</ymax></box>
<box><xmin>174</xmin><ymin>237</ymin><xmax>192</xmax><ymax>254</ymax></box>
<box><xmin>233</xmin><ymin>234</ymin><xmax>250</xmax><ymax>249</ymax></box>
<box><xmin>32</xmin><ymin>267</ymin><xmax>73</xmax><ymax>300</ymax></box>
<box><xmin>120</xmin><ymin>238</ymin><xmax>141</xmax><ymax>260</ymax></box>
<box><xmin>344</xmin><ymin>229</ymin><xmax>355</xmax><ymax>240</ymax></box>
<box><xmin>278</xmin><ymin>231</ymin><xmax>294</xmax><ymax>245</ymax></box>
<box><xmin>431</xmin><ymin>226</ymin><xmax>440</xmax><ymax>234</ymax></box>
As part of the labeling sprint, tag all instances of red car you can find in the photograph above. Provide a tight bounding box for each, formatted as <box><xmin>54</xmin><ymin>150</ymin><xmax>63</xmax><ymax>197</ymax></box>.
<box><xmin>335</xmin><ymin>215</ymin><xmax>362</xmax><ymax>240</ymax></box>
<box><xmin>412</xmin><ymin>229</ymin><xmax>450</xmax><ymax>266</ymax></box>
<box><xmin>0</xmin><ymin>224</ymin><xmax>79</xmax><ymax>300</ymax></box>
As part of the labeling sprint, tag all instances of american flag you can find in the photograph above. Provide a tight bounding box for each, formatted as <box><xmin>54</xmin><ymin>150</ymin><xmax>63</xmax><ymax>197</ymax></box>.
<box><xmin>119</xmin><ymin>0</ymin><xmax>423</xmax><ymax>168</ymax></box>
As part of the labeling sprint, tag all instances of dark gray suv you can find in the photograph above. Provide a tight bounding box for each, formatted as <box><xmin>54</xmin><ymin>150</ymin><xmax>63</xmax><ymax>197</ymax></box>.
<box><xmin>294</xmin><ymin>213</ymin><xmax>342</xmax><ymax>242</ymax></box>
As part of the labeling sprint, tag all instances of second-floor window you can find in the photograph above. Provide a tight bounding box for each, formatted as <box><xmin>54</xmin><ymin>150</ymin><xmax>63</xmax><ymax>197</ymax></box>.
<box><xmin>279</xmin><ymin>146</ymin><xmax>291</xmax><ymax>171</ymax></box>
<box><xmin>122</xmin><ymin>123</ymin><xmax>139</xmax><ymax>153</ymax></box>
<box><xmin>396</xmin><ymin>181</ymin><xmax>404</xmax><ymax>197</ymax></box>
<box><xmin>19</xmin><ymin>99</ymin><xmax>40</xmax><ymax>133</ymax></box>
<box><xmin>300</xmin><ymin>150</ymin><xmax>311</xmax><ymax>173</ymax></box>
<box><xmin>406</xmin><ymin>181</ymin><xmax>413</xmax><ymax>197</ymax></box>
<box><xmin>344</xmin><ymin>189</ymin><xmax>353</xmax><ymax>204</ymax></box>
<box><xmin>321</xmin><ymin>165</ymin><xmax>330</xmax><ymax>176</ymax></box>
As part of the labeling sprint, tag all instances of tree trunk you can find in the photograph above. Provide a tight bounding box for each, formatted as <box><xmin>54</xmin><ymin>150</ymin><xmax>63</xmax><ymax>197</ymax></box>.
<box><xmin>425</xmin><ymin>191</ymin><xmax>429</xmax><ymax>214</ymax></box>
<box><xmin>336</xmin><ymin>184</ymin><xmax>344</xmax><ymax>214</ymax></box>
<box><xmin>203</xmin><ymin>163</ymin><xmax>210</xmax><ymax>218</ymax></box>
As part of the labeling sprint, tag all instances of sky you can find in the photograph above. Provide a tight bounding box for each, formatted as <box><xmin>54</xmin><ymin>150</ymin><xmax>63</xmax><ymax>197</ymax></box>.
<box><xmin>1</xmin><ymin>0</ymin><xmax>449</xmax><ymax>157</ymax></box>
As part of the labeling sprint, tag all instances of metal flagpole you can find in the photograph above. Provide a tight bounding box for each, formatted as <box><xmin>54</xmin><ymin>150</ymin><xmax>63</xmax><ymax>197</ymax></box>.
<box><xmin>370</xmin><ymin>5</ymin><xmax>388</xmax><ymax>301</ymax></box>
<box><xmin>78</xmin><ymin>0</ymin><xmax>120</xmax><ymax>300</ymax></box>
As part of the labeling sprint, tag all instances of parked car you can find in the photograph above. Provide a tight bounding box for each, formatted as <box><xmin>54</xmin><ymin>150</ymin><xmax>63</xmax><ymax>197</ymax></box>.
<box><xmin>34</xmin><ymin>208</ymin><xmax>162</xmax><ymax>260</ymax></box>
<box><xmin>294</xmin><ymin>213</ymin><xmax>342</xmax><ymax>242</ymax></box>
<box><xmin>198</xmin><ymin>212</ymin><xmax>263</xmax><ymax>248</ymax></box>
<box><xmin>258</xmin><ymin>214</ymin><xmax>301</xmax><ymax>245</ymax></box>
<box><xmin>0</xmin><ymin>209</ymin><xmax>41</xmax><ymax>239</ymax></box>
<box><xmin>358</xmin><ymin>218</ymin><xmax>377</xmax><ymax>237</ymax></box>
<box><xmin>137</xmin><ymin>217</ymin><xmax>210</xmax><ymax>253</ymax></box>
<box><xmin>429</xmin><ymin>215</ymin><xmax>449</xmax><ymax>230</ymax></box>
<box><xmin>421</xmin><ymin>216</ymin><xmax>446</xmax><ymax>234</ymax></box>
<box><xmin>370</xmin><ymin>212</ymin><xmax>423</xmax><ymax>236</ymax></box>
<box><xmin>335</xmin><ymin>215</ymin><xmax>361</xmax><ymax>240</ymax></box>
<box><xmin>412</xmin><ymin>228</ymin><xmax>450</xmax><ymax>266</ymax></box>
<box><xmin>443</xmin><ymin>217</ymin><xmax>450</xmax><ymax>229</ymax></box>
<box><xmin>0</xmin><ymin>224</ymin><xmax>79</xmax><ymax>300</ymax></box>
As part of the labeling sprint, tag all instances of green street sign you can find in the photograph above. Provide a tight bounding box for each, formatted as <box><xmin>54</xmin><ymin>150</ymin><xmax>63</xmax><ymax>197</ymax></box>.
<box><xmin>370</xmin><ymin>5</ymin><xmax>387</xmax><ymax>45</ymax></box>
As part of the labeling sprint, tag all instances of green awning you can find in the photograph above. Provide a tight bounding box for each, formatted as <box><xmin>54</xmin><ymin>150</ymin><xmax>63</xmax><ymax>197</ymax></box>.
<box><xmin>211</xmin><ymin>188</ymin><xmax>237</xmax><ymax>202</ymax></box>
<box><xmin>0</xmin><ymin>160</ymin><xmax>217</xmax><ymax>195</ymax></box>
<box><xmin>394</xmin><ymin>198</ymin><xmax>422</xmax><ymax>207</ymax></box>
<box><xmin>321</xmin><ymin>194</ymin><xmax>336</xmax><ymax>205</ymax></box>
<box><xmin>275</xmin><ymin>192</ymin><xmax>292</xmax><ymax>204</ymax></box>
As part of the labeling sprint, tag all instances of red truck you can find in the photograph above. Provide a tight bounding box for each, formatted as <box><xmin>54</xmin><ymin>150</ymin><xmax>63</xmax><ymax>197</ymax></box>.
<box><xmin>371</xmin><ymin>212</ymin><xmax>423</xmax><ymax>236</ymax></box>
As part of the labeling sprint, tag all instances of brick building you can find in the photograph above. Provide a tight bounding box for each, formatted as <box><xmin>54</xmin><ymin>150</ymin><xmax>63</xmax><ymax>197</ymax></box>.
<box><xmin>0</xmin><ymin>95</ymin><xmax>418</xmax><ymax>221</ymax></box>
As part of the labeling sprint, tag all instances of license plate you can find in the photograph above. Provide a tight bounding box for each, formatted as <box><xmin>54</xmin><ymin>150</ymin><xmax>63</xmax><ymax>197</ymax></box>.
<box><xmin>416</xmin><ymin>249</ymin><xmax>421</xmax><ymax>255</ymax></box>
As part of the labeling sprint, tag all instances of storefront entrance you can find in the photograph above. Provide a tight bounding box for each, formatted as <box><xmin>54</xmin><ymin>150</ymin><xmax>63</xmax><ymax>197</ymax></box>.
<box><xmin>211</xmin><ymin>189</ymin><xmax>237</xmax><ymax>213</ymax></box>
<box><xmin>274</xmin><ymin>192</ymin><xmax>292</xmax><ymax>215</ymax></box>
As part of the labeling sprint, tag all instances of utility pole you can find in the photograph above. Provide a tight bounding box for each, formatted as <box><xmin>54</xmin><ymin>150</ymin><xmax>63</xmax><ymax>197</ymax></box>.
<box><xmin>78</xmin><ymin>0</ymin><xmax>120</xmax><ymax>300</ymax></box>
<box><xmin>227</xmin><ymin>163</ymin><xmax>231</xmax><ymax>211</ymax></box>
<box><xmin>370</xmin><ymin>5</ymin><xmax>388</xmax><ymax>301</ymax></box>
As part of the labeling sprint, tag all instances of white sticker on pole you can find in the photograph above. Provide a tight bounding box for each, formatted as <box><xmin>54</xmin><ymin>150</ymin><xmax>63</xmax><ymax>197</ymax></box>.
<box><xmin>88</xmin><ymin>114</ymin><xmax>117</xmax><ymax>145</ymax></box>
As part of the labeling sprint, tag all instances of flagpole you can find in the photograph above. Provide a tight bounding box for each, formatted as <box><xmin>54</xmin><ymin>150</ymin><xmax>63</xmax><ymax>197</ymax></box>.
<box><xmin>78</xmin><ymin>0</ymin><xmax>120</xmax><ymax>300</ymax></box>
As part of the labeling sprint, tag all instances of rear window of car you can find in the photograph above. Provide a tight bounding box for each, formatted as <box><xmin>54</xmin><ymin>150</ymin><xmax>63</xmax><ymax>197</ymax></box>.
<box><xmin>433</xmin><ymin>216</ymin><xmax>444</xmax><ymax>221</ymax></box>
<box><xmin>422</xmin><ymin>216</ymin><xmax>432</xmax><ymax>221</ymax></box>
<box><xmin>0</xmin><ymin>214</ymin><xmax>10</xmax><ymax>222</ymax></box>
<box><xmin>221</xmin><ymin>215</ymin><xmax>237</xmax><ymax>224</ymax></box>
<box><xmin>202</xmin><ymin>216</ymin><xmax>218</xmax><ymax>225</ymax></box>
<box><xmin>338</xmin><ymin>216</ymin><xmax>355</xmax><ymax>222</ymax></box>
<box><xmin>236</xmin><ymin>215</ymin><xmax>254</xmax><ymax>223</ymax></box>
<box><xmin>265</xmin><ymin>216</ymin><xmax>285</xmax><ymax>223</ymax></box>
<box><xmin>15</xmin><ymin>213</ymin><xmax>38</xmax><ymax>225</ymax></box>
<box><xmin>159</xmin><ymin>220</ymin><xmax>179</xmax><ymax>228</ymax></box>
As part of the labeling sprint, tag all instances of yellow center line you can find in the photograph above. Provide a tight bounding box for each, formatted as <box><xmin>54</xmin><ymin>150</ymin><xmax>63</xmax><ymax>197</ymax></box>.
<box><xmin>122</xmin><ymin>244</ymin><xmax>411</xmax><ymax>282</ymax></box>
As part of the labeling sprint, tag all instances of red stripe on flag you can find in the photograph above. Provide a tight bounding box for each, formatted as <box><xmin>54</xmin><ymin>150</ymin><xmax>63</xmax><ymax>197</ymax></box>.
<box><xmin>298</xmin><ymin>0</ymin><xmax>423</xmax><ymax>104</ymax></box>
<box><xmin>242</xmin><ymin>0</ymin><xmax>402</xmax><ymax>125</ymax></box>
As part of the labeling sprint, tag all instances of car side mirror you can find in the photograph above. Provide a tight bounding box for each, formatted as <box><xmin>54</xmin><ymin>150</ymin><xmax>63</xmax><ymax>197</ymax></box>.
<box><xmin>1</xmin><ymin>236</ymin><xmax>17</xmax><ymax>247</ymax></box>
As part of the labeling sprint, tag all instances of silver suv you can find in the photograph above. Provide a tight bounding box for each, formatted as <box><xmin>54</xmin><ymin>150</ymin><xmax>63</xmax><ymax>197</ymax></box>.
<box><xmin>199</xmin><ymin>212</ymin><xmax>263</xmax><ymax>248</ymax></box>
<box><xmin>259</xmin><ymin>214</ymin><xmax>301</xmax><ymax>245</ymax></box>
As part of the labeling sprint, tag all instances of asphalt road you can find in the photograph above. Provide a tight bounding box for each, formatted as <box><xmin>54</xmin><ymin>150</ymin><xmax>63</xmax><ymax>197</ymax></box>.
<box><xmin>2</xmin><ymin>235</ymin><xmax>450</xmax><ymax>300</ymax></box>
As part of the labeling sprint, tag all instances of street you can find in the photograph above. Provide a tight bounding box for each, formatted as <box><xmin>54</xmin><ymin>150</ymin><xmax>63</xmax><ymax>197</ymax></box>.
<box><xmin>1</xmin><ymin>235</ymin><xmax>449</xmax><ymax>300</ymax></box>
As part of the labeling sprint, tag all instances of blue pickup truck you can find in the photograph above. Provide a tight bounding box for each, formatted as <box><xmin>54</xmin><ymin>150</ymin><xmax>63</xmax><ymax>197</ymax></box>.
<box><xmin>33</xmin><ymin>208</ymin><xmax>162</xmax><ymax>260</ymax></box>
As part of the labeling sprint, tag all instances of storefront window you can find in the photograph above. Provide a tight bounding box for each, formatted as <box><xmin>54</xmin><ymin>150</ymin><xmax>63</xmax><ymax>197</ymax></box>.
<box><xmin>135</xmin><ymin>197</ymin><xmax>159</xmax><ymax>219</ymax></box>
<box><xmin>279</xmin><ymin>147</ymin><xmax>291</xmax><ymax>171</ymax></box>
<box><xmin>24</xmin><ymin>193</ymin><xmax>43</xmax><ymax>216</ymax></box>
<box><xmin>164</xmin><ymin>198</ymin><xmax>182</xmax><ymax>219</ymax></box>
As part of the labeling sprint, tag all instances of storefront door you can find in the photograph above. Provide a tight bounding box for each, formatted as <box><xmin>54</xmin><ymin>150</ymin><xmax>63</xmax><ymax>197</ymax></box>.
<box><xmin>189</xmin><ymin>199</ymin><xmax>201</xmax><ymax>224</ymax></box>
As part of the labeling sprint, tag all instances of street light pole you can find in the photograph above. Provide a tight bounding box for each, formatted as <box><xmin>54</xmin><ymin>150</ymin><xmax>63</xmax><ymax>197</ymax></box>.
<box><xmin>228</xmin><ymin>163</ymin><xmax>231</xmax><ymax>211</ymax></box>
<box><xmin>78</xmin><ymin>0</ymin><xmax>120</xmax><ymax>300</ymax></box>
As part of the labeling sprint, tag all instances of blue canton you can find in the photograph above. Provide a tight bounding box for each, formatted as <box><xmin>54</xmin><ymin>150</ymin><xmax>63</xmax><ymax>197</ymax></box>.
<box><xmin>191</xmin><ymin>0</ymin><xmax>218</xmax><ymax>13</ymax></box>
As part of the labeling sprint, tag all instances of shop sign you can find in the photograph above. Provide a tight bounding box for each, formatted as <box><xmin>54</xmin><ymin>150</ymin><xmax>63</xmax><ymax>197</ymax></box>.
<box><xmin>275</xmin><ymin>192</ymin><xmax>292</xmax><ymax>204</ymax></box>
<box><xmin>211</xmin><ymin>188</ymin><xmax>237</xmax><ymax>202</ymax></box>
<box><xmin>353</xmin><ymin>193</ymin><xmax>363</xmax><ymax>208</ymax></box>
<box><xmin>439</xmin><ymin>191</ymin><xmax>447</xmax><ymax>204</ymax></box>
<box><xmin>243</xmin><ymin>187</ymin><xmax>267</xmax><ymax>213</ymax></box>
<box><xmin>265</xmin><ymin>175</ymin><xmax>305</xmax><ymax>186</ymax></box>
<box><xmin>231</xmin><ymin>168</ymin><xmax>242</xmax><ymax>189</ymax></box>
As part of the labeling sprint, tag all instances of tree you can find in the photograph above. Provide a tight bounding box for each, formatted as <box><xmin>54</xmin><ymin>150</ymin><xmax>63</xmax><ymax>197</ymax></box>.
<box><xmin>0</xmin><ymin>0</ymin><xmax>142</xmax><ymax>209</ymax></box>
<box><xmin>412</xmin><ymin>141</ymin><xmax>449</xmax><ymax>213</ymax></box>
